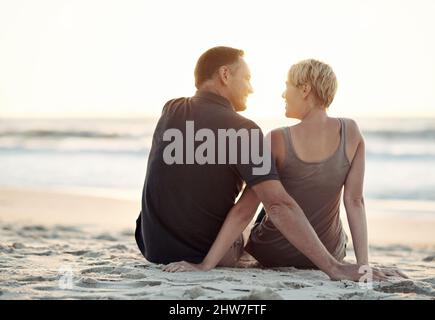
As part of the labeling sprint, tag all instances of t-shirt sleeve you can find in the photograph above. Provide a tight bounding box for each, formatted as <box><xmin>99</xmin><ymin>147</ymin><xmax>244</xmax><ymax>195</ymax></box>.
<box><xmin>233</xmin><ymin>120</ymin><xmax>280</xmax><ymax>188</ymax></box>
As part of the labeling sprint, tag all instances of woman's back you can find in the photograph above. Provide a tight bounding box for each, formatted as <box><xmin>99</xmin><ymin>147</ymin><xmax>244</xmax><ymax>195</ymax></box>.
<box><xmin>246</xmin><ymin>117</ymin><xmax>353</xmax><ymax>268</ymax></box>
<box><xmin>287</xmin><ymin>118</ymin><xmax>342</xmax><ymax>162</ymax></box>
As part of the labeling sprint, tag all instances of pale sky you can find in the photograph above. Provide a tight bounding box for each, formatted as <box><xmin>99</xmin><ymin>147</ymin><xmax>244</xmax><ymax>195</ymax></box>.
<box><xmin>1</xmin><ymin>0</ymin><xmax>434</xmax><ymax>120</ymax></box>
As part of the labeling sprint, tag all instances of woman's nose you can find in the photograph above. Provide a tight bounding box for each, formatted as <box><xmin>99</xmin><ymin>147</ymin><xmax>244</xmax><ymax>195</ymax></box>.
<box><xmin>282</xmin><ymin>90</ymin><xmax>286</xmax><ymax>99</ymax></box>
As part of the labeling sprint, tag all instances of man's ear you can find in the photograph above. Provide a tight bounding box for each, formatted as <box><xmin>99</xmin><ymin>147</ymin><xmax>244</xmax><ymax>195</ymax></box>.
<box><xmin>217</xmin><ymin>65</ymin><xmax>231</xmax><ymax>85</ymax></box>
<box><xmin>301</xmin><ymin>83</ymin><xmax>312</xmax><ymax>99</ymax></box>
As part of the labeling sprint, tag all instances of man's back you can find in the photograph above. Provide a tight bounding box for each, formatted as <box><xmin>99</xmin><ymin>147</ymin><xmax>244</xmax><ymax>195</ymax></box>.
<box><xmin>135</xmin><ymin>90</ymin><xmax>278</xmax><ymax>264</ymax></box>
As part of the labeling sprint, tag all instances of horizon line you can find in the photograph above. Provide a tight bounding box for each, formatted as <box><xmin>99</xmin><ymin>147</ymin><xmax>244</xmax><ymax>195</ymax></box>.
<box><xmin>2</xmin><ymin>114</ymin><xmax>435</xmax><ymax>121</ymax></box>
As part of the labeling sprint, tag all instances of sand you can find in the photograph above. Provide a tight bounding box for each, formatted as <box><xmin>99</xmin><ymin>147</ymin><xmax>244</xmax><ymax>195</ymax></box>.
<box><xmin>0</xmin><ymin>187</ymin><xmax>434</xmax><ymax>300</ymax></box>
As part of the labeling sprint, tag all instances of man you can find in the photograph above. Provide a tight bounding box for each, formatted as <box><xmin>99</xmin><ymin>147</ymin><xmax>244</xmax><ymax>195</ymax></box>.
<box><xmin>135</xmin><ymin>46</ymin><xmax>387</xmax><ymax>281</ymax></box>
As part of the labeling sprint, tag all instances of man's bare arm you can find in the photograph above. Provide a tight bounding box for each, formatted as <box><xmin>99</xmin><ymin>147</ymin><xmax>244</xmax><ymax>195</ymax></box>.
<box><xmin>251</xmin><ymin>180</ymin><xmax>390</xmax><ymax>281</ymax></box>
<box><xmin>163</xmin><ymin>187</ymin><xmax>260</xmax><ymax>272</ymax></box>
<box><xmin>251</xmin><ymin>180</ymin><xmax>337</xmax><ymax>275</ymax></box>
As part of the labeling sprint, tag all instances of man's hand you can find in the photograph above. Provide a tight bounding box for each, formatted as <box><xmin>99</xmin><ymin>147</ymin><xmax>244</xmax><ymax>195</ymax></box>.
<box><xmin>162</xmin><ymin>261</ymin><xmax>209</xmax><ymax>273</ymax></box>
<box><xmin>372</xmin><ymin>264</ymin><xmax>409</xmax><ymax>279</ymax></box>
<box><xmin>330</xmin><ymin>262</ymin><xmax>408</xmax><ymax>282</ymax></box>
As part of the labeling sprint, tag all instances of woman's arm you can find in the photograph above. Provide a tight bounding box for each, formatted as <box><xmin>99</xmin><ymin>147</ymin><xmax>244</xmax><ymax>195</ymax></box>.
<box><xmin>343</xmin><ymin>122</ymin><xmax>369</xmax><ymax>266</ymax></box>
<box><xmin>163</xmin><ymin>187</ymin><xmax>260</xmax><ymax>272</ymax></box>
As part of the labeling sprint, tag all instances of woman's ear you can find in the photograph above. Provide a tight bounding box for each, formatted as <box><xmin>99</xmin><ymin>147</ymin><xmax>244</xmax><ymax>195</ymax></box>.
<box><xmin>301</xmin><ymin>83</ymin><xmax>312</xmax><ymax>99</ymax></box>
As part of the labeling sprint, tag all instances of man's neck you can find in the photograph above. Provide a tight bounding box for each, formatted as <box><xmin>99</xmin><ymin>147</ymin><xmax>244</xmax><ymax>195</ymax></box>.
<box><xmin>198</xmin><ymin>83</ymin><xmax>230</xmax><ymax>102</ymax></box>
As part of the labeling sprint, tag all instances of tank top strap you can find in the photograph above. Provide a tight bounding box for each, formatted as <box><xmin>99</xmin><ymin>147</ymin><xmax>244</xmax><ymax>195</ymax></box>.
<box><xmin>281</xmin><ymin>126</ymin><xmax>291</xmax><ymax>148</ymax></box>
<box><xmin>280</xmin><ymin>126</ymin><xmax>297</xmax><ymax>165</ymax></box>
<box><xmin>338</xmin><ymin>118</ymin><xmax>347</xmax><ymax>158</ymax></box>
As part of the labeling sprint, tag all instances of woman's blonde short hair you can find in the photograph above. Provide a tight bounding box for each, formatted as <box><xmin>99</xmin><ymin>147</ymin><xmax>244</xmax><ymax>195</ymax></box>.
<box><xmin>288</xmin><ymin>59</ymin><xmax>337</xmax><ymax>108</ymax></box>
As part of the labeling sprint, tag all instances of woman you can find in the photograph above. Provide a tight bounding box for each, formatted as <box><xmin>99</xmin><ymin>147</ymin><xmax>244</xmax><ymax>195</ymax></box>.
<box><xmin>164</xmin><ymin>59</ymin><xmax>372</xmax><ymax>272</ymax></box>
<box><xmin>245</xmin><ymin>59</ymin><xmax>366</xmax><ymax>267</ymax></box>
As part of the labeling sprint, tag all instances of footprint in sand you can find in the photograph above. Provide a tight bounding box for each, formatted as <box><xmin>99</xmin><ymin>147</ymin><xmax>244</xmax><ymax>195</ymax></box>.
<box><xmin>74</xmin><ymin>277</ymin><xmax>162</xmax><ymax>289</ymax></box>
<box><xmin>375</xmin><ymin>280</ymin><xmax>435</xmax><ymax>297</ymax></box>
<box><xmin>340</xmin><ymin>292</ymin><xmax>375</xmax><ymax>300</ymax></box>
<box><xmin>86</xmin><ymin>260</ymin><xmax>110</xmax><ymax>266</ymax></box>
<box><xmin>283</xmin><ymin>281</ymin><xmax>311</xmax><ymax>289</ymax></box>
<box><xmin>76</xmin><ymin>277</ymin><xmax>99</xmax><ymax>288</ymax></box>
<box><xmin>108</xmin><ymin>244</ymin><xmax>128</xmax><ymax>251</ymax></box>
<box><xmin>240</xmin><ymin>288</ymin><xmax>283</xmax><ymax>300</ymax></box>
<box><xmin>21</xmin><ymin>275</ymin><xmax>55</xmax><ymax>282</ymax></box>
<box><xmin>423</xmin><ymin>255</ymin><xmax>435</xmax><ymax>262</ymax></box>
<box><xmin>21</xmin><ymin>225</ymin><xmax>48</xmax><ymax>232</ymax></box>
<box><xmin>65</xmin><ymin>250</ymin><xmax>104</xmax><ymax>258</ymax></box>
<box><xmin>12</xmin><ymin>242</ymin><xmax>26</xmax><ymax>249</ymax></box>
<box><xmin>134</xmin><ymin>280</ymin><xmax>162</xmax><ymax>287</ymax></box>
<box><xmin>81</xmin><ymin>266</ymin><xmax>117</xmax><ymax>274</ymax></box>
<box><xmin>95</xmin><ymin>234</ymin><xmax>118</xmax><ymax>241</ymax></box>
<box><xmin>32</xmin><ymin>285</ymin><xmax>57</xmax><ymax>291</ymax></box>
<box><xmin>53</xmin><ymin>225</ymin><xmax>81</xmax><ymax>233</ymax></box>
<box><xmin>80</xmin><ymin>266</ymin><xmax>136</xmax><ymax>276</ymax></box>
<box><xmin>420</xmin><ymin>277</ymin><xmax>435</xmax><ymax>287</ymax></box>
<box><xmin>182</xmin><ymin>286</ymin><xmax>206</xmax><ymax>299</ymax></box>
<box><xmin>122</xmin><ymin>272</ymin><xmax>147</xmax><ymax>280</ymax></box>
<box><xmin>65</xmin><ymin>250</ymin><xmax>88</xmax><ymax>256</ymax></box>
<box><xmin>0</xmin><ymin>245</ymin><xmax>14</xmax><ymax>253</ymax></box>
<box><xmin>28</xmin><ymin>250</ymin><xmax>54</xmax><ymax>256</ymax></box>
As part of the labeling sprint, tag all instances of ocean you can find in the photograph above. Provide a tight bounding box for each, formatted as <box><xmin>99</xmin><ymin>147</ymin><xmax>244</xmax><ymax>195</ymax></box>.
<box><xmin>1</xmin><ymin>117</ymin><xmax>434</xmax><ymax>203</ymax></box>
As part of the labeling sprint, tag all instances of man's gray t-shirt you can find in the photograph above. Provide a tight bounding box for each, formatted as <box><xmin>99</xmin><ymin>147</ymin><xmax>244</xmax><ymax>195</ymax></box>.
<box><xmin>135</xmin><ymin>90</ymin><xmax>280</xmax><ymax>264</ymax></box>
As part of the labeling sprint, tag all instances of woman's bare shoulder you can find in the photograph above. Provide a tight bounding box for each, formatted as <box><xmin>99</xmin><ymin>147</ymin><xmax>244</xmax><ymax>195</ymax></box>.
<box><xmin>339</xmin><ymin>118</ymin><xmax>364</xmax><ymax>163</ymax></box>
<box><xmin>340</xmin><ymin>117</ymin><xmax>363</xmax><ymax>140</ymax></box>
<box><xmin>266</xmin><ymin>128</ymin><xmax>287</xmax><ymax>167</ymax></box>
<box><xmin>267</xmin><ymin>127</ymin><xmax>286</xmax><ymax>143</ymax></box>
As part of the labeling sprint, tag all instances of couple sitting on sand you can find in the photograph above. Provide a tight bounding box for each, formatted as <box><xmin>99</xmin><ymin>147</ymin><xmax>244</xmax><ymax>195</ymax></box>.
<box><xmin>135</xmin><ymin>46</ymin><xmax>404</xmax><ymax>281</ymax></box>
